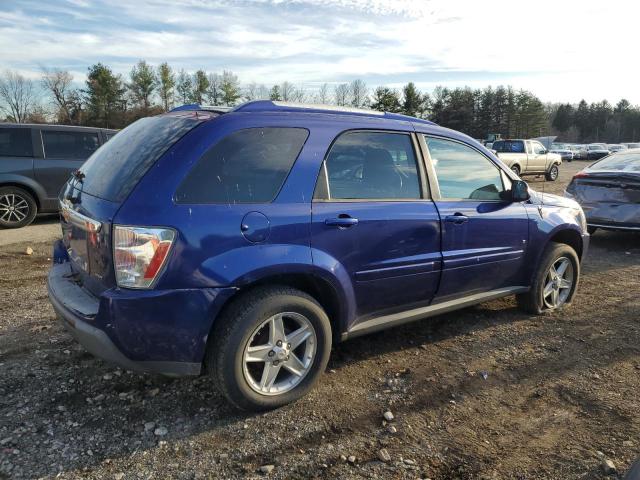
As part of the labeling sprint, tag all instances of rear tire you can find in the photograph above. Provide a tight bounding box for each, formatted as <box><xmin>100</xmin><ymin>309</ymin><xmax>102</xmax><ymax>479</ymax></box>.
<box><xmin>207</xmin><ymin>286</ymin><xmax>332</xmax><ymax>411</ymax></box>
<box><xmin>545</xmin><ymin>165</ymin><xmax>559</xmax><ymax>181</ymax></box>
<box><xmin>511</xmin><ymin>165</ymin><xmax>521</xmax><ymax>176</ymax></box>
<box><xmin>517</xmin><ymin>242</ymin><xmax>580</xmax><ymax>315</ymax></box>
<box><xmin>0</xmin><ymin>186</ymin><xmax>37</xmax><ymax>229</ymax></box>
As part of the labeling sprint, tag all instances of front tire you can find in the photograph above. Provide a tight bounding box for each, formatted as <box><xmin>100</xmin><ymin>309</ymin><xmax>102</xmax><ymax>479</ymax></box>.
<box><xmin>517</xmin><ymin>242</ymin><xmax>580</xmax><ymax>314</ymax></box>
<box><xmin>207</xmin><ymin>286</ymin><xmax>332</xmax><ymax>411</ymax></box>
<box><xmin>0</xmin><ymin>186</ymin><xmax>37</xmax><ymax>229</ymax></box>
<box><xmin>545</xmin><ymin>165</ymin><xmax>559</xmax><ymax>181</ymax></box>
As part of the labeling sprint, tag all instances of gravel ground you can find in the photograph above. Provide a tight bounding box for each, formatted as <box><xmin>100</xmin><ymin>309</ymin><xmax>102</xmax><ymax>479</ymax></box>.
<box><xmin>1</xmin><ymin>161</ymin><xmax>639</xmax><ymax>479</ymax></box>
<box><xmin>0</xmin><ymin>215</ymin><xmax>59</xmax><ymax>247</ymax></box>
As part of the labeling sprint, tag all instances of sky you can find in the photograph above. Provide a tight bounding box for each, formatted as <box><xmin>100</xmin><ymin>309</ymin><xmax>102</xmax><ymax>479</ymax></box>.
<box><xmin>0</xmin><ymin>0</ymin><xmax>638</xmax><ymax>104</ymax></box>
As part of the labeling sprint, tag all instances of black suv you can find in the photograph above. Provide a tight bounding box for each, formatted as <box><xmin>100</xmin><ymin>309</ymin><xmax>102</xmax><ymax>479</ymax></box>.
<box><xmin>0</xmin><ymin>124</ymin><xmax>116</xmax><ymax>228</ymax></box>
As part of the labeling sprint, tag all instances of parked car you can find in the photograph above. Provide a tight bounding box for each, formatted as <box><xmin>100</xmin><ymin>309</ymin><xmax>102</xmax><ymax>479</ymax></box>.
<box><xmin>586</xmin><ymin>143</ymin><xmax>610</xmax><ymax>160</ymax></box>
<box><xmin>567</xmin><ymin>144</ymin><xmax>587</xmax><ymax>160</ymax></box>
<box><xmin>622</xmin><ymin>143</ymin><xmax>640</xmax><ymax>149</ymax></box>
<box><xmin>0</xmin><ymin>124</ymin><xmax>116</xmax><ymax>228</ymax></box>
<box><xmin>607</xmin><ymin>144</ymin><xmax>627</xmax><ymax>153</ymax></box>
<box><xmin>492</xmin><ymin>139</ymin><xmax>563</xmax><ymax>180</ymax></box>
<box><xmin>47</xmin><ymin>101</ymin><xmax>589</xmax><ymax>411</ymax></box>
<box><xmin>550</xmin><ymin>143</ymin><xmax>574</xmax><ymax>161</ymax></box>
<box><xmin>565</xmin><ymin>149</ymin><xmax>640</xmax><ymax>233</ymax></box>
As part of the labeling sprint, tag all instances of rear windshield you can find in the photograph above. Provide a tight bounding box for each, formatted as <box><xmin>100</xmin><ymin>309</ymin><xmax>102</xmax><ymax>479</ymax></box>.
<box><xmin>591</xmin><ymin>153</ymin><xmax>640</xmax><ymax>172</ymax></box>
<box><xmin>492</xmin><ymin>140</ymin><xmax>525</xmax><ymax>153</ymax></box>
<box><xmin>78</xmin><ymin>113</ymin><xmax>209</xmax><ymax>202</ymax></box>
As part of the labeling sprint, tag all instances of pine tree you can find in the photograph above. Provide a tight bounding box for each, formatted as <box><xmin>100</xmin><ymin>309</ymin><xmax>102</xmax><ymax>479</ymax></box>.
<box><xmin>157</xmin><ymin>62</ymin><xmax>175</xmax><ymax>111</ymax></box>
<box><xmin>128</xmin><ymin>60</ymin><xmax>157</xmax><ymax>111</ymax></box>
<box><xmin>84</xmin><ymin>63</ymin><xmax>125</xmax><ymax>128</ymax></box>
<box><xmin>370</xmin><ymin>86</ymin><xmax>401</xmax><ymax>113</ymax></box>
<box><xmin>192</xmin><ymin>70</ymin><xmax>209</xmax><ymax>104</ymax></box>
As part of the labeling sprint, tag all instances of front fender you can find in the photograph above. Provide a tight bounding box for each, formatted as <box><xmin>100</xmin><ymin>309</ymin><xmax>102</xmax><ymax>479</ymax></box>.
<box><xmin>524</xmin><ymin>203</ymin><xmax>587</xmax><ymax>281</ymax></box>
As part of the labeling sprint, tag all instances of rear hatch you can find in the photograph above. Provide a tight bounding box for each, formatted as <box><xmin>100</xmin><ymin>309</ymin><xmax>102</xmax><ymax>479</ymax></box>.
<box><xmin>59</xmin><ymin>111</ymin><xmax>215</xmax><ymax>296</ymax></box>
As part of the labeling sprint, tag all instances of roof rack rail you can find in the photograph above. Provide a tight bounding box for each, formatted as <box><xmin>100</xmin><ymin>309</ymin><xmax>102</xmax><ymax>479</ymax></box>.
<box><xmin>170</xmin><ymin>101</ymin><xmax>436</xmax><ymax>125</ymax></box>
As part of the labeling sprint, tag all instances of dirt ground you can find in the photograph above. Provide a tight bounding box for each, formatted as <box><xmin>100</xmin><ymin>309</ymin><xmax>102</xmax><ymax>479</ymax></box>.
<box><xmin>1</xmin><ymin>161</ymin><xmax>639</xmax><ymax>480</ymax></box>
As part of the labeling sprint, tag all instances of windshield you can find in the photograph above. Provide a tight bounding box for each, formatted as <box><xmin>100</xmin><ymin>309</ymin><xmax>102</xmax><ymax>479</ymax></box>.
<box><xmin>588</xmin><ymin>144</ymin><xmax>607</xmax><ymax>150</ymax></box>
<box><xmin>78</xmin><ymin>112</ymin><xmax>211</xmax><ymax>202</ymax></box>
<box><xmin>591</xmin><ymin>153</ymin><xmax>640</xmax><ymax>172</ymax></box>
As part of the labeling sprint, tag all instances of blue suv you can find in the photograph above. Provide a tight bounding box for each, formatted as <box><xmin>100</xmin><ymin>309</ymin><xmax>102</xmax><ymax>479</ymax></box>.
<box><xmin>47</xmin><ymin>101</ymin><xmax>589</xmax><ymax>410</ymax></box>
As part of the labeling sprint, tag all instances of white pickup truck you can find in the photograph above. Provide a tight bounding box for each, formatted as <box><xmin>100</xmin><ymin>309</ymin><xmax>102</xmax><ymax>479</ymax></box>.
<box><xmin>492</xmin><ymin>139</ymin><xmax>562</xmax><ymax>181</ymax></box>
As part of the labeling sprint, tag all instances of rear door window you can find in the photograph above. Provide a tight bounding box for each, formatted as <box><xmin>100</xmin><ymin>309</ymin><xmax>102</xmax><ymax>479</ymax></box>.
<box><xmin>316</xmin><ymin>131</ymin><xmax>421</xmax><ymax>200</ymax></box>
<box><xmin>42</xmin><ymin>130</ymin><xmax>100</xmax><ymax>159</ymax></box>
<box><xmin>0</xmin><ymin>128</ymin><xmax>33</xmax><ymax>157</ymax></box>
<box><xmin>176</xmin><ymin>128</ymin><xmax>308</xmax><ymax>204</ymax></box>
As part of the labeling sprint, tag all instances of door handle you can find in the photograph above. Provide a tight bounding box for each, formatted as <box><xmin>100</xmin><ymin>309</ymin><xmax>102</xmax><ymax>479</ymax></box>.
<box><xmin>444</xmin><ymin>213</ymin><xmax>468</xmax><ymax>225</ymax></box>
<box><xmin>325</xmin><ymin>216</ymin><xmax>359</xmax><ymax>228</ymax></box>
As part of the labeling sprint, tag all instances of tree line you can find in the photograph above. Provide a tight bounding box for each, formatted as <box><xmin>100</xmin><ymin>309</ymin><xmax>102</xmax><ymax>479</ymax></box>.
<box><xmin>1</xmin><ymin>61</ymin><xmax>639</xmax><ymax>143</ymax></box>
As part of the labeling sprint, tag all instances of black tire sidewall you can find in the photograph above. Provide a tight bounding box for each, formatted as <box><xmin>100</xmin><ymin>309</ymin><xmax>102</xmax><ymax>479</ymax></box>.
<box><xmin>547</xmin><ymin>165</ymin><xmax>559</xmax><ymax>181</ymax></box>
<box><xmin>531</xmin><ymin>243</ymin><xmax>580</xmax><ymax>313</ymax></box>
<box><xmin>213</xmin><ymin>288</ymin><xmax>332</xmax><ymax>411</ymax></box>
<box><xmin>511</xmin><ymin>165</ymin><xmax>521</xmax><ymax>176</ymax></box>
<box><xmin>0</xmin><ymin>186</ymin><xmax>37</xmax><ymax>229</ymax></box>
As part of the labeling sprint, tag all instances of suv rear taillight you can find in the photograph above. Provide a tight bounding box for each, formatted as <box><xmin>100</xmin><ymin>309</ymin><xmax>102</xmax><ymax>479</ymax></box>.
<box><xmin>114</xmin><ymin>226</ymin><xmax>175</xmax><ymax>289</ymax></box>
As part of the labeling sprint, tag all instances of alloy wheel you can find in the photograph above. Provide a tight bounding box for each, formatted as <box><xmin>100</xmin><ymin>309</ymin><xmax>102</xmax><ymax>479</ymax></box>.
<box><xmin>542</xmin><ymin>256</ymin><xmax>574</xmax><ymax>309</ymax></box>
<box><xmin>0</xmin><ymin>193</ymin><xmax>30</xmax><ymax>225</ymax></box>
<box><xmin>242</xmin><ymin>312</ymin><xmax>317</xmax><ymax>396</ymax></box>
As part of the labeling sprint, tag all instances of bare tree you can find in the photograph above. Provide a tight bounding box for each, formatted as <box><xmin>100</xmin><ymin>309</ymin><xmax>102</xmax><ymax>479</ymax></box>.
<box><xmin>0</xmin><ymin>70</ymin><xmax>37</xmax><ymax>123</ymax></box>
<box><xmin>334</xmin><ymin>83</ymin><xmax>351</xmax><ymax>106</ymax></box>
<box><xmin>350</xmin><ymin>79</ymin><xmax>369</xmax><ymax>108</ymax></box>
<box><xmin>244</xmin><ymin>82</ymin><xmax>271</xmax><ymax>102</ymax></box>
<box><xmin>41</xmin><ymin>68</ymin><xmax>75</xmax><ymax>124</ymax></box>
<box><xmin>280</xmin><ymin>81</ymin><xmax>296</xmax><ymax>102</ymax></box>
<box><xmin>315</xmin><ymin>83</ymin><xmax>330</xmax><ymax>104</ymax></box>
<box><xmin>206</xmin><ymin>72</ymin><xmax>221</xmax><ymax>105</ymax></box>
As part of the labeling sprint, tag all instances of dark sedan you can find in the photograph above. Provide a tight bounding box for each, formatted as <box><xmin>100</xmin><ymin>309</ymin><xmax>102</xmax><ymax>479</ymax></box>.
<box><xmin>565</xmin><ymin>149</ymin><xmax>640</xmax><ymax>233</ymax></box>
<box><xmin>586</xmin><ymin>143</ymin><xmax>610</xmax><ymax>160</ymax></box>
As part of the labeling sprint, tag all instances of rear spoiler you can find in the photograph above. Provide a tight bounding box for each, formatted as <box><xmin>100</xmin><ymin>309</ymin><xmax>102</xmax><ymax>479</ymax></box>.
<box><xmin>170</xmin><ymin>104</ymin><xmax>233</xmax><ymax>114</ymax></box>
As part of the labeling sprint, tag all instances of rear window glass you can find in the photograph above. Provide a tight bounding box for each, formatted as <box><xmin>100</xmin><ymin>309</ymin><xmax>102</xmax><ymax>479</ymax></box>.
<box><xmin>43</xmin><ymin>130</ymin><xmax>99</xmax><ymax>159</ymax></box>
<box><xmin>0</xmin><ymin>128</ymin><xmax>33</xmax><ymax>157</ymax></box>
<box><xmin>492</xmin><ymin>140</ymin><xmax>525</xmax><ymax>153</ymax></box>
<box><xmin>591</xmin><ymin>153</ymin><xmax>640</xmax><ymax>172</ymax></box>
<box><xmin>79</xmin><ymin>114</ymin><xmax>208</xmax><ymax>202</ymax></box>
<box><xmin>175</xmin><ymin>128</ymin><xmax>309</xmax><ymax>204</ymax></box>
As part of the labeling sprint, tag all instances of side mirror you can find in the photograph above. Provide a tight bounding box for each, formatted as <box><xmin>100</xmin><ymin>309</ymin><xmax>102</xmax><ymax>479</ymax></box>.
<box><xmin>512</xmin><ymin>180</ymin><xmax>530</xmax><ymax>202</ymax></box>
<box><xmin>541</xmin><ymin>149</ymin><xmax>548</xmax><ymax>155</ymax></box>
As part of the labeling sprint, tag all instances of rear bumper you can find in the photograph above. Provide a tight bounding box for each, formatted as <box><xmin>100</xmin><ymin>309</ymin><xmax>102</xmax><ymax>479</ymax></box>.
<box><xmin>48</xmin><ymin>263</ymin><xmax>201</xmax><ymax>376</ymax></box>
<box><xmin>47</xmin><ymin>253</ymin><xmax>236</xmax><ymax>376</ymax></box>
<box><xmin>583</xmin><ymin>203</ymin><xmax>640</xmax><ymax>231</ymax></box>
<box><xmin>587</xmin><ymin>222</ymin><xmax>640</xmax><ymax>231</ymax></box>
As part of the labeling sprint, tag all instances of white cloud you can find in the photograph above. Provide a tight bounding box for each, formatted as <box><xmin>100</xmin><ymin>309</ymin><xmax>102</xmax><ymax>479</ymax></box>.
<box><xmin>0</xmin><ymin>0</ymin><xmax>638</xmax><ymax>103</ymax></box>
